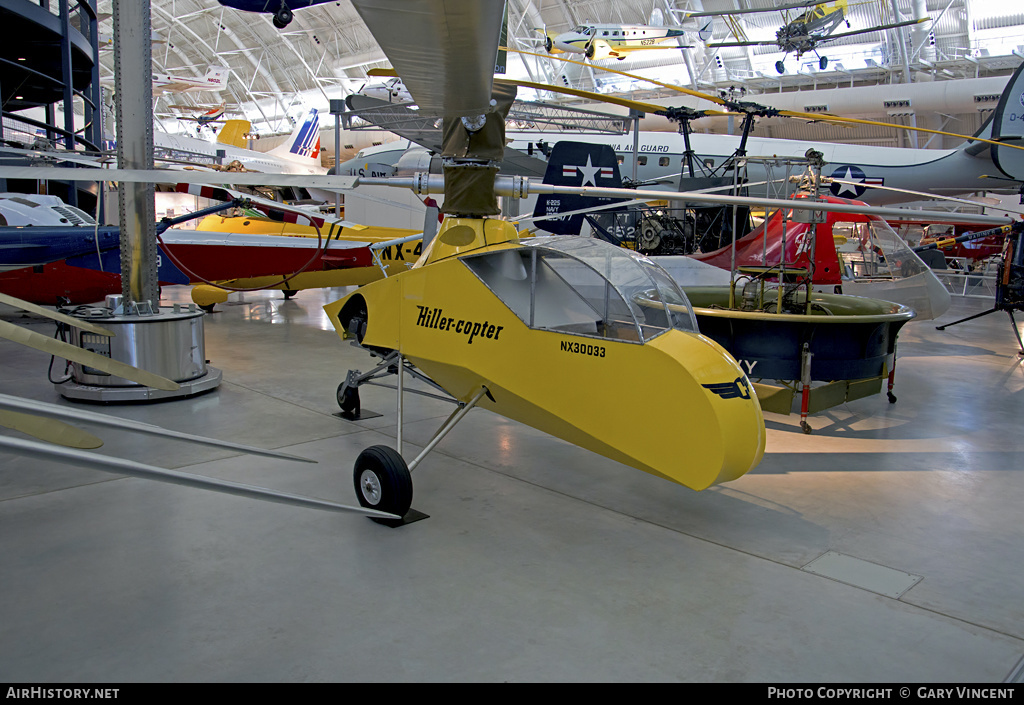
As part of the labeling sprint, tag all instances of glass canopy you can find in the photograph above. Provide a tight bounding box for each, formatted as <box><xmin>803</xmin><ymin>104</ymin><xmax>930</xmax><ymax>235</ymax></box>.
<box><xmin>461</xmin><ymin>236</ymin><xmax>698</xmax><ymax>343</ymax></box>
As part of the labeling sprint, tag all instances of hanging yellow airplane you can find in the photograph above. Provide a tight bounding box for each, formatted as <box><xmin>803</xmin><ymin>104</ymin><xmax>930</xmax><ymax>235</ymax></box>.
<box><xmin>679</xmin><ymin>0</ymin><xmax>930</xmax><ymax>73</ymax></box>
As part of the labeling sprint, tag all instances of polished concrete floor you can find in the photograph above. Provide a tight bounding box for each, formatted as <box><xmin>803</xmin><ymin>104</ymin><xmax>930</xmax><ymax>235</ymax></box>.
<box><xmin>1</xmin><ymin>286</ymin><xmax>1023</xmax><ymax>683</ymax></box>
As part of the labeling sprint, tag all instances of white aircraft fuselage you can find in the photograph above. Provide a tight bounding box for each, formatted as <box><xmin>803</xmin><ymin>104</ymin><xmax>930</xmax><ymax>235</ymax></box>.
<box><xmin>507</xmin><ymin>130</ymin><xmax>1000</xmax><ymax>205</ymax></box>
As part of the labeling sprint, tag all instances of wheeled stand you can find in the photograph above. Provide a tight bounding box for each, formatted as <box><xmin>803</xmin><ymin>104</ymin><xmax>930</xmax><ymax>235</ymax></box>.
<box><xmin>337</xmin><ymin>350</ymin><xmax>490</xmax><ymax>526</ymax></box>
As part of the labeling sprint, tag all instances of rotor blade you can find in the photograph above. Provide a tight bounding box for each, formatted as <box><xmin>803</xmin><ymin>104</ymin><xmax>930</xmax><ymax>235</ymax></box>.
<box><xmin>502</xmin><ymin>47</ymin><xmax>727</xmax><ymax>106</ymax></box>
<box><xmin>776</xmin><ymin>110</ymin><xmax>1024</xmax><ymax>154</ymax></box>
<box><xmin>0</xmin><ymin>320</ymin><xmax>180</xmax><ymax>391</ymax></box>
<box><xmin>503</xmin><ymin>50</ymin><xmax>1021</xmax><ymax>154</ymax></box>
<box><xmin>0</xmin><ymin>293</ymin><xmax>115</xmax><ymax>337</ymax></box>
<box><xmin>360</xmin><ymin>173</ymin><xmax>1016</xmax><ymax>227</ymax></box>
<box><xmin>0</xmin><ymin>167</ymin><xmax>358</xmax><ymax>190</ymax></box>
<box><xmin>0</xmin><ymin>410</ymin><xmax>104</xmax><ymax>449</ymax></box>
<box><xmin>350</xmin><ymin>0</ymin><xmax>504</xmax><ymax>117</ymax></box>
<box><xmin>494</xmin><ymin>78</ymin><xmax>665</xmax><ymax>114</ymax></box>
<box><xmin>827</xmin><ymin>179</ymin><xmax>1024</xmax><ymax>217</ymax></box>
<box><xmin>0</xmin><ymin>435</ymin><xmax>400</xmax><ymax>520</ymax></box>
<box><xmin>0</xmin><ymin>393</ymin><xmax>315</xmax><ymax>464</ymax></box>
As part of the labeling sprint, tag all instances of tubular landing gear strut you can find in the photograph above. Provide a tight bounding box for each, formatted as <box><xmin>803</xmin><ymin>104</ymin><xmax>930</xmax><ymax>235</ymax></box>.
<box><xmin>337</xmin><ymin>351</ymin><xmax>491</xmax><ymax>527</ymax></box>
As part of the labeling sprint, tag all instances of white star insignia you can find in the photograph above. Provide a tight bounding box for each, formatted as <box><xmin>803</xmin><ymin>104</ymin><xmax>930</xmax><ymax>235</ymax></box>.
<box><xmin>834</xmin><ymin>167</ymin><xmax>863</xmax><ymax>197</ymax></box>
<box><xmin>576</xmin><ymin>155</ymin><xmax>600</xmax><ymax>187</ymax></box>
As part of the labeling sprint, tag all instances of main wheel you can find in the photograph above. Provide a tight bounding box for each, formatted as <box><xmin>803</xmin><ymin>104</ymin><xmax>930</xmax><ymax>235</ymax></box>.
<box><xmin>283</xmin><ymin>289</ymin><xmax>297</xmax><ymax>300</ymax></box>
<box><xmin>819</xmin><ymin>56</ymin><xmax>828</xmax><ymax>70</ymax></box>
<box><xmin>353</xmin><ymin>445</ymin><xmax>413</xmax><ymax>520</ymax></box>
<box><xmin>775</xmin><ymin>60</ymin><xmax>786</xmax><ymax>74</ymax></box>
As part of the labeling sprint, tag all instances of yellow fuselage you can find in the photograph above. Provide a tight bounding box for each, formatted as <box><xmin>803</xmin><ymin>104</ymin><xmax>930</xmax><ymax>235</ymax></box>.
<box><xmin>324</xmin><ymin>218</ymin><xmax>765</xmax><ymax>491</ymax></box>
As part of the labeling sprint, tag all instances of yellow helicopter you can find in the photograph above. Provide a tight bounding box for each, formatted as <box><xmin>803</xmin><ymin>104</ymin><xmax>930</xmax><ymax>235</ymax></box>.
<box><xmin>325</xmin><ymin>0</ymin><xmax>767</xmax><ymax>523</ymax></box>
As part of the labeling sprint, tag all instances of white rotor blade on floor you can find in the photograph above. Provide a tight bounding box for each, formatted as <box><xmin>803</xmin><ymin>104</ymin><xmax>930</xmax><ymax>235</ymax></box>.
<box><xmin>0</xmin><ymin>436</ymin><xmax>399</xmax><ymax>520</ymax></box>
<box><xmin>0</xmin><ymin>293</ymin><xmax>115</xmax><ymax>337</ymax></box>
<box><xmin>0</xmin><ymin>410</ymin><xmax>104</xmax><ymax>450</ymax></box>
<box><xmin>0</xmin><ymin>393</ymin><xmax>315</xmax><ymax>463</ymax></box>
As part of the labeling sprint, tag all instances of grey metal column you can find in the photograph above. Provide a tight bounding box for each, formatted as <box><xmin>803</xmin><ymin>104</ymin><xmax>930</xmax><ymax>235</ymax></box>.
<box><xmin>113</xmin><ymin>0</ymin><xmax>158</xmax><ymax>309</ymax></box>
<box><xmin>59</xmin><ymin>0</ymin><xmax>78</xmax><ymax>206</ymax></box>
<box><xmin>889</xmin><ymin>0</ymin><xmax>912</xmax><ymax>85</ymax></box>
<box><xmin>330</xmin><ymin>98</ymin><xmax>344</xmax><ymax>218</ymax></box>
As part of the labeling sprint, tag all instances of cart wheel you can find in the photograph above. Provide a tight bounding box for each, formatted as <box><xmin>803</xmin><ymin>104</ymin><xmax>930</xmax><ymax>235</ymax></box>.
<box><xmin>353</xmin><ymin>445</ymin><xmax>413</xmax><ymax>521</ymax></box>
<box><xmin>337</xmin><ymin>383</ymin><xmax>360</xmax><ymax>415</ymax></box>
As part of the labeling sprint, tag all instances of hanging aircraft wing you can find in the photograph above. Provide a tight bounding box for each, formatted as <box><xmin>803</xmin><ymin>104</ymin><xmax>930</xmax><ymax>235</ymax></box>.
<box><xmin>349</xmin><ymin>0</ymin><xmax>504</xmax><ymax>118</ymax></box>
<box><xmin>706</xmin><ymin>39</ymin><xmax>771</xmax><ymax>48</ymax></box>
<box><xmin>817</xmin><ymin>17</ymin><xmax>930</xmax><ymax>42</ymax></box>
<box><xmin>675</xmin><ymin>0</ymin><xmax>835</xmax><ymax>18</ymax></box>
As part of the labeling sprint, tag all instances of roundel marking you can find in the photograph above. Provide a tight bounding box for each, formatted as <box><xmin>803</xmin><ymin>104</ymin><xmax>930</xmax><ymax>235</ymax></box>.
<box><xmin>829</xmin><ymin>165</ymin><xmax>867</xmax><ymax>198</ymax></box>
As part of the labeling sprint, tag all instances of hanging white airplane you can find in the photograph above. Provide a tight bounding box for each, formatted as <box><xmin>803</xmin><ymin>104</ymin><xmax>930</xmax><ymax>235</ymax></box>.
<box><xmin>537</xmin><ymin>20</ymin><xmax>713</xmax><ymax>61</ymax></box>
<box><xmin>151</xmin><ymin>66</ymin><xmax>230</xmax><ymax>95</ymax></box>
<box><xmin>154</xmin><ymin>108</ymin><xmax>327</xmax><ymax>176</ymax></box>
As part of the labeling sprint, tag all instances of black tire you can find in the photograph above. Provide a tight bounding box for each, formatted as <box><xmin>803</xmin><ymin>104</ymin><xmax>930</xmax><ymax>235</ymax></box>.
<box><xmin>353</xmin><ymin>445</ymin><xmax>413</xmax><ymax>519</ymax></box>
<box><xmin>544</xmin><ymin>35</ymin><xmax>553</xmax><ymax>53</ymax></box>
<box><xmin>275</xmin><ymin>7</ymin><xmax>293</xmax><ymax>27</ymax></box>
<box><xmin>585</xmin><ymin>42</ymin><xmax>595</xmax><ymax>59</ymax></box>
<box><xmin>199</xmin><ymin>304</ymin><xmax>216</xmax><ymax>313</ymax></box>
<box><xmin>283</xmin><ymin>289</ymin><xmax>297</xmax><ymax>299</ymax></box>
<box><xmin>337</xmin><ymin>382</ymin><xmax>359</xmax><ymax>415</ymax></box>
<box><xmin>775</xmin><ymin>60</ymin><xmax>785</xmax><ymax>74</ymax></box>
<box><xmin>819</xmin><ymin>56</ymin><xmax>828</xmax><ymax>70</ymax></box>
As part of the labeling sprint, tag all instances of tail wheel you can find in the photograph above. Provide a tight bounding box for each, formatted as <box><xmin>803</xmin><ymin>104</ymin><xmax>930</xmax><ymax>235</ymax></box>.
<box><xmin>337</xmin><ymin>382</ymin><xmax>360</xmax><ymax>415</ymax></box>
<box><xmin>353</xmin><ymin>445</ymin><xmax>413</xmax><ymax>521</ymax></box>
<box><xmin>273</xmin><ymin>7</ymin><xmax>293</xmax><ymax>28</ymax></box>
